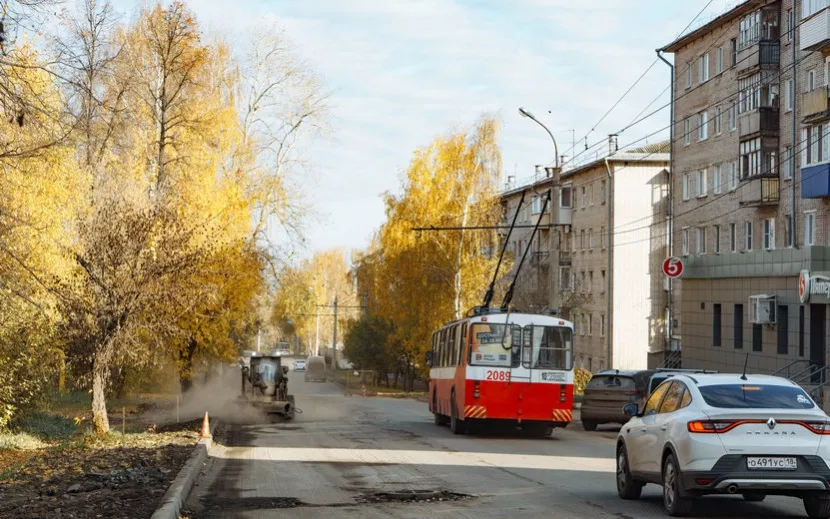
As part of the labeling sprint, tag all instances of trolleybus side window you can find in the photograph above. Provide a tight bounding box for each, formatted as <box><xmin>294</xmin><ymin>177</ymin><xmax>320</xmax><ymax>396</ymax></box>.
<box><xmin>450</xmin><ymin>325</ymin><xmax>457</xmax><ymax>366</ymax></box>
<box><xmin>521</xmin><ymin>325</ymin><xmax>573</xmax><ymax>370</ymax></box>
<box><xmin>459</xmin><ymin>323</ymin><xmax>467</xmax><ymax>365</ymax></box>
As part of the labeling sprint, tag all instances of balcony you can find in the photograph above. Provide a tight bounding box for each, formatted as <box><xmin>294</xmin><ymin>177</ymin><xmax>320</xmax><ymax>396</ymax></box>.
<box><xmin>803</xmin><ymin>87</ymin><xmax>830</xmax><ymax>120</ymax></box>
<box><xmin>801</xmin><ymin>7</ymin><xmax>830</xmax><ymax>52</ymax></box>
<box><xmin>738</xmin><ymin>107</ymin><xmax>779</xmax><ymax>139</ymax></box>
<box><xmin>736</xmin><ymin>40</ymin><xmax>780</xmax><ymax>75</ymax></box>
<box><xmin>802</xmin><ymin>163</ymin><xmax>830</xmax><ymax>198</ymax></box>
<box><xmin>739</xmin><ymin>176</ymin><xmax>780</xmax><ymax>206</ymax></box>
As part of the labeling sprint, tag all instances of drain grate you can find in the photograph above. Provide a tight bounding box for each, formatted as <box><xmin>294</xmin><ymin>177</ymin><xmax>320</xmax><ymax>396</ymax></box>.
<box><xmin>356</xmin><ymin>490</ymin><xmax>471</xmax><ymax>504</ymax></box>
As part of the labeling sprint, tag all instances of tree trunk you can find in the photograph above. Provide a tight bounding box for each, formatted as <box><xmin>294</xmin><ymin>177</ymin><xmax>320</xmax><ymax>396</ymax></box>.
<box><xmin>453</xmin><ymin>199</ymin><xmax>470</xmax><ymax>320</ymax></box>
<box><xmin>92</xmin><ymin>351</ymin><xmax>110</xmax><ymax>434</ymax></box>
<box><xmin>178</xmin><ymin>336</ymin><xmax>198</xmax><ymax>395</ymax></box>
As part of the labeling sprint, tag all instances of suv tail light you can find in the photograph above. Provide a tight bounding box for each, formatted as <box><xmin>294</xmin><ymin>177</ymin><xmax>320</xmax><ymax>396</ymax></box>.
<box><xmin>687</xmin><ymin>420</ymin><xmax>746</xmax><ymax>434</ymax></box>
<box><xmin>798</xmin><ymin>421</ymin><xmax>830</xmax><ymax>435</ymax></box>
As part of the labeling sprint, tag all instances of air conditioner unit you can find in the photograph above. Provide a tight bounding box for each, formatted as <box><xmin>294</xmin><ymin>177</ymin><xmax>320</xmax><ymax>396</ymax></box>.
<box><xmin>749</xmin><ymin>294</ymin><xmax>777</xmax><ymax>324</ymax></box>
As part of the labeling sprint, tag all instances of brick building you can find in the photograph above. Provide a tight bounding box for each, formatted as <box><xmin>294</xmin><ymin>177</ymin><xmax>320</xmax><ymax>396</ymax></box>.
<box><xmin>662</xmin><ymin>0</ymin><xmax>830</xmax><ymax>378</ymax></box>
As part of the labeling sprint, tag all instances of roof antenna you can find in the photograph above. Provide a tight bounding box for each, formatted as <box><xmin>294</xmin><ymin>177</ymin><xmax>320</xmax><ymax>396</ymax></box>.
<box><xmin>740</xmin><ymin>353</ymin><xmax>749</xmax><ymax>381</ymax></box>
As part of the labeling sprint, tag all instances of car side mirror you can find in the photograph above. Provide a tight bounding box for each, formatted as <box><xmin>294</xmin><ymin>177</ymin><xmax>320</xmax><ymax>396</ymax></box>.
<box><xmin>425</xmin><ymin>352</ymin><xmax>433</xmax><ymax>367</ymax></box>
<box><xmin>623</xmin><ymin>403</ymin><xmax>640</xmax><ymax>417</ymax></box>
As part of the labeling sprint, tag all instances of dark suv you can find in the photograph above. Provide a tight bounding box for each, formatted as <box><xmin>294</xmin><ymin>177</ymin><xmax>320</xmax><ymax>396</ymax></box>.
<box><xmin>580</xmin><ymin>370</ymin><xmax>655</xmax><ymax>431</ymax></box>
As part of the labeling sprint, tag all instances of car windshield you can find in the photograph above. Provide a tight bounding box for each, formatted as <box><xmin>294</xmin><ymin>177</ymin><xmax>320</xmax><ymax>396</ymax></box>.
<box><xmin>699</xmin><ymin>384</ymin><xmax>815</xmax><ymax>409</ymax></box>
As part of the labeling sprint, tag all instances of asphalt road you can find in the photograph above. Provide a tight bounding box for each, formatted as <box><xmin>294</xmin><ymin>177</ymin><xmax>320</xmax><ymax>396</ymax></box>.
<box><xmin>184</xmin><ymin>372</ymin><xmax>813</xmax><ymax>518</ymax></box>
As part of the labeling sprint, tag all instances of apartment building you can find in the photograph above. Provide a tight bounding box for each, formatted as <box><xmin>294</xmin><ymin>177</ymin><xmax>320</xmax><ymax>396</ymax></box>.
<box><xmin>662</xmin><ymin>0</ymin><xmax>830</xmax><ymax>375</ymax></box>
<box><xmin>499</xmin><ymin>143</ymin><xmax>669</xmax><ymax>372</ymax></box>
<box><xmin>499</xmin><ymin>167</ymin><xmax>557</xmax><ymax>313</ymax></box>
<box><xmin>556</xmin><ymin>142</ymin><xmax>670</xmax><ymax>372</ymax></box>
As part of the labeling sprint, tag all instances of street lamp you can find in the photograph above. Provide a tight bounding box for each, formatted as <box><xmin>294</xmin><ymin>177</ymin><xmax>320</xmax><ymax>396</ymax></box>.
<box><xmin>519</xmin><ymin>107</ymin><xmax>559</xmax><ymax>169</ymax></box>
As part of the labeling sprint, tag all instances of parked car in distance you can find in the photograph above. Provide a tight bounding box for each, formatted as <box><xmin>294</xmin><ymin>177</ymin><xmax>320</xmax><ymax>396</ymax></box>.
<box><xmin>304</xmin><ymin>355</ymin><xmax>327</xmax><ymax>382</ymax></box>
<box><xmin>294</xmin><ymin>359</ymin><xmax>307</xmax><ymax>371</ymax></box>
<box><xmin>580</xmin><ymin>369</ymin><xmax>655</xmax><ymax>431</ymax></box>
<box><xmin>615</xmin><ymin>373</ymin><xmax>830</xmax><ymax>518</ymax></box>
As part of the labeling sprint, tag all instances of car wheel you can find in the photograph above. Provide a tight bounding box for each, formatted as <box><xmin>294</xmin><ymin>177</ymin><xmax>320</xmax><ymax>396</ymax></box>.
<box><xmin>449</xmin><ymin>392</ymin><xmax>465</xmax><ymax>435</ymax></box>
<box><xmin>616</xmin><ymin>444</ymin><xmax>643</xmax><ymax>500</ymax></box>
<box><xmin>804</xmin><ymin>495</ymin><xmax>830</xmax><ymax>519</ymax></box>
<box><xmin>662</xmin><ymin>452</ymin><xmax>692</xmax><ymax>516</ymax></box>
<box><xmin>742</xmin><ymin>492</ymin><xmax>765</xmax><ymax>502</ymax></box>
<box><xmin>582</xmin><ymin>420</ymin><xmax>598</xmax><ymax>431</ymax></box>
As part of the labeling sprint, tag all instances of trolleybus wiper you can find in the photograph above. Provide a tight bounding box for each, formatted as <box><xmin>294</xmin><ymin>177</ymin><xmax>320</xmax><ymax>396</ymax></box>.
<box><xmin>500</xmin><ymin>189</ymin><xmax>551</xmax><ymax>311</ymax></box>
<box><xmin>482</xmin><ymin>191</ymin><xmax>526</xmax><ymax>309</ymax></box>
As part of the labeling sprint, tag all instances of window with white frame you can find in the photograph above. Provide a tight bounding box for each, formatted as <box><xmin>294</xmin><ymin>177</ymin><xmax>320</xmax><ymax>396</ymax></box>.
<box><xmin>685</xmin><ymin>64</ymin><xmax>692</xmax><ymax>88</ymax></box>
<box><xmin>745</xmin><ymin>220</ymin><xmax>754</xmax><ymax>251</ymax></box>
<box><xmin>581</xmin><ymin>186</ymin><xmax>586</xmax><ymax>208</ymax></box>
<box><xmin>699</xmin><ymin>54</ymin><xmax>710</xmax><ymax>83</ymax></box>
<box><xmin>696</xmin><ymin>227</ymin><xmax>707</xmax><ymax>254</ymax></box>
<box><xmin>715</xmin><ymin>106</ymin><xmax>722</xmax><ymax>135</ymax></box>
<box><xmin>579</xmin><ymin>314</ymin><xmax>585</xmax><ymax>336</ymax></box>
<box><xmin>728</xmin><ymin>102</ymin><xmax>737</xmax><ymax>131</ymax></box>
<box><xmin>740</xmin><ymin>137</ymin><xmax>761</xmax><ymax>179</ymax></box>
<box><xmin>588</xmin><ymin>313</ymin><xmax>593</xmax><ymax>336</ymax></box>
<box><xmin>739</xmin><ymin>73</ymin><xmax>762</xmax><ymax>113</ymax></box>
<box><xmin>682</xmin><ymin>228</ymin><xmax>689</xmax><ymax>256</ymax></box>
<box><xmin>784</xmin><ymin>145</ymin><xmax>793</xmax><ymax>179</ymax></box>
<box><xmin>713</xmin><ymin>164</ymin><xmax>722</xmax><ymax>194</ymax></box>
<box><xmin>716</xmin><ymin>47</ymin><xmax>724</xmax><ymax>74</ymax></box>
<box><xmin>714</xmin><ymin>225</ymin><xmax>721</xmax><ymax>253</ymax></box>
<box><xmin>683</xmin><ymin>173</ymin><xmax>690</xmax><ymax>201</ymax></box>
<box><xmin>698</xmin><ymin>111</ymin><xmax>709</xmax><ymax>140</ymax></box>
<box><xmin>785</xmin><ymin>214</ymin><xmax>793</xmax><ymax>247</ymax></box>
<box><xmin>786</xmin><ymin>9</ymin><xmax>793</xmax><ymax>43</ymax></box>
<box><xmin>697</xmin><ymin>169</ymin><xmax>707</xmax><ymax>197</ymax></box>
<box><xmin>600</xmin><ymin>180</ymin><xmax>607</xmax><ymax>203</ymax></box>
<box><xmin>730</xmin><ymin>223</ymin><xmax>737</xmax><ymax>252</ymax></box>
<box><xmin>601</xmin><ymin>226</ymin><xmax>606</xmax><ymax>248</ymax></box>
<box><xmin>589</xmin><ymin>229</ymin><xmax>594</xmax><ymax>249</ymax></box>
<box><xmin>531</xmin><ymin>196</ymin><xmax>542</xmax><ymax>215</ymax></box>
<box><xmin>763</xmin><ymin>218</ymin><xmax>775</xmax><ymax>250</ymax></box>
<box><xmin>809</xmin><ymin>69</ymin><xmax>817</xmax><ymax>92</ymax></box>
<box><xmin>785</xmin><ymin>79</ymin><xmax>793</xmax><ymax>112</ymax></box>
<box><xmin>801</xmin><ymin>125</ymin><xmax>829</xmax><ymax>166</ymax></box>
<box><xmin>730</xmin><ymin>38</ymin><xmax>738</xmax><ymax>66</ymax></box>
<box><xmin>600</xmin><ymin>314</ymin><xmax>606</xmax><ymax>337</ymax></box>
<box><xmin>580</xmin><ymin>229</ymin><xmax>585</xmax><ymax>249</ymax></box>
<box><xmin>738</xmin><ymin>10</ymin><xmax>761</xmax><ymax>50</ymax></box>
<box><xmin>729</xmin><ymin>161</ymin><xmax>739</xmax><ymax>190</ymax></box>
<box><xmin>803</xmin><ymin>1</ymin><xmax>830</xmax><ymax>20</ymax></box>
<box><xmin>684</xmin><ymin>117</ymin><xmax>691</xmax><ymax>145</ymax></box>
<box><xmin>805</xmin><ymin>211</ymin><xmax>816</xmax><ymax>246</ymax></box>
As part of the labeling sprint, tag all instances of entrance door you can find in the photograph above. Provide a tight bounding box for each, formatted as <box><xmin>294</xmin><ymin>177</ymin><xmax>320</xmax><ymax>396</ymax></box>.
<box><xmin>810</xmin><ymin>304</ymin><xmax>826</xmax><ymax>383</ymax></box>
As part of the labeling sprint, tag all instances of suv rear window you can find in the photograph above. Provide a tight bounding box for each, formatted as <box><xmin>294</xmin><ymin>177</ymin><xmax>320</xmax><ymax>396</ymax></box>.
<box><xmin>699</xmin><ymin>384</ymin><xmax>815</xmax><ymax>409</ymax></box>
<box><xmin>586</xmin><ymin>375</ymin><xmax>635</xmax><ymax>389</ymax></box>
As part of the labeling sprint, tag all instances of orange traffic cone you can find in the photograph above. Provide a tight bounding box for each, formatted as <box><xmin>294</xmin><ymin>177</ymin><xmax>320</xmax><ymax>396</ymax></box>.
<box><xmin>200</xmin><ymin>411</ymin><xmax>211</xmax><ymax>438</ymax></box>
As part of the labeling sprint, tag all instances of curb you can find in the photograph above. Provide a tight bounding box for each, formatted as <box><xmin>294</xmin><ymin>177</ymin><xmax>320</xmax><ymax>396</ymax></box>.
<box><xmin>150</xmin><ymin>419</ymin><xmax>218</xmax><ymax>519</ymax></box>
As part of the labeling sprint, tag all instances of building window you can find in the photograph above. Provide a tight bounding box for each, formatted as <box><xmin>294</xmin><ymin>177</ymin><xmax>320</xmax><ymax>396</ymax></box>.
<box><xmin>579</xmin><ymin>315</ymin><xmax>585</xmax><ymax>336</ymax></box>
<box><xmin>740</xmin><ymin>137</ymin><xmax>761</xmax><ymax>179</ymax></box>
<box><xmin>809</xmin><ymin>69</ymin><xmax>817</xmax><ymax>92</ymax></box>
<box><xmin>697</xmin><ymin>169</ymin><xmax>707</xmax><ymax>197</ymax></box>
<box><xmin>600</xmin><ymin>226</ymin><xmax>606</xmax><ymax>249</ymax></box>
<box><xmin>600</xmin><ymin>269</ymin><xmax>606</xmax><ymax>292</ymax></box>
<box><xmin>785</xmin><ymin>79</ymin><xmax>793</xmax><ymax>112</ymax></box>
<box><xmin>752</xmin><ymin>323</ymin><xmax>763</xmax><ymax>352</ymax></box>
<box><xmin>559</xmin><ymin>266</ymin><xmax>572</xmax><ymax>290</ymax></box>
<box><xmin>589</xmin><ymin>185</ymin><xmax>594</xmax><ymax>206</ymax></box>
<box><xmin>713</xmin><ymin>303</ymin><xmax>722</xmax><ymax>347</ymax></box>
<box><xmin>684</xmin><ymin>117</ymin><xmax>691</xmax><ymax>145</ymax></box>
<box><xmin>730</xmin><ymin>223</ymin><xmax>737</xmax><ymax>252</ymax></box>
<box><xmin>728</xmin><ymin>161</ymin><xmax>739</xmax><ymax>190</ymax></box>
<box><xmin>763</xmin><ymin>218</ymin><xmax>775</xmax><ymax>250</ymax></box>
<box><xmin>588</xmin><ymin>313</ymin><xmax>593</xmax><ymax>336</ymax></box>
<box><xmin>589</xmin><ymin>271</ymin><xmax>594</xmax><ymax>292</ymax></box>
<box><xmin>778</xmin><ymin>305</ymin><xmax>789</xmax><ymax>355</ymax></box>
<box><xmin>581</xmin><ymin>186</ymin><xmax>586</xmax><ymax>208</ymax></box>
<box><xmin>730</xmin><ymin>38</ymin><xmax>737</xmax><ymax>67</ymax></box>
<box><xmin>685</xmin><ymin>64</ymin><xmax>692</xmax><ymax>88</ymax></box>
<box><xmin>734</xmin><ymin>304</ymin><xmax>744</xmax><ymax>349</ymax></box>
<box><xmin>738</xmin><ymin>73</ymin><xmax>762</xmax><ymax>114</ymax></box>
<box><xmin>785</xmin><ymin>214</ymin><xmax>794</xmax><ymax>247</ymax></box>
<box><xmin>699</xmin><ymin>54</ymin><xmax>710</xmax><ymax>83</ymax></box>
<box><xmin>714</xmin><ymin>225</ymin><xmax>721</xmax><ymax>253</ymax></box>
<box><xmin>713</xmin><ymin>164</ymin><xmax>722</xmax><ymax>194</ymax></box>
<box><xmin>805</xmin><ymin>211</ymin><xmax>816</xmax><ymax>246</ymax></box>
<box><xmin>560</xmin><ymin>185</ymin><xmax>573</xmax><ymax>208</ymax></box>
<box><xmin>738</xmin><ymin>10</ymin><xmax>761</xmax><ymax>50</ymax></box>
<box><xmin>696</xmin><ymin>227</ymin><xmax>707</xmax><ymax>255</ymax></box>
<box><xmin>698</xmin><ymin>111</ymin><xmax>709</xmax><ymax>141</ymax></box>
<box><xmin>715</xmin><ymin>106</ymin><xmax>722</xmax><ymax>135</ymax></box>
<box><xmin>802</xmin><ymin>124</ymin><xmax>830</xmax><ymax>166</ymax></box>
<box><xmin>683</xmin><ymin>173</ymin><xmax>690</xmax><ymax>201</ymax></box>
<box><xmin>600</xmin><ymin>314</ymin><xmax>606</xmax><ymax>337</ymax></box>
<box><xmin>783</xmin><ymin>145</ymin><xmax>793</xmax><ymax>179</ymax></box>
<box><xmin>799</xmin><ymin>305</ymin><xmax>805</xmax><ymax>357</ymax></box>
<box><xmin>745</xmin><ymin>220</ymin><xmax>754</xmax><ymax>251</ymax></box>
<box><xmin>728</xmin><ymin>102</ymin><xmax>737</xmax><ymax>131</ymax></box>
<box><xmin>786</xmin><ymin>8</ymin><xmax>793</xmax><ymax>43</ymax></box>
<box><xmin>716</xmin><ymin>47</ymin><xmax>724</xmax><ymax>74</ymax></box>
<box><xmin>600</xmin><ymin>180</ymin><xmax>607</xmax><ymax>204</ymax></box>
<box><xmin>682</xmin><ymin>228</ymin><xmax>689</xmax><ymax>256</ymax></box>
<box><xmin>589</xmin><ymin>229</ymin><xmax>594</xmax><ymax>249</ymax></box>
<box><xmin>580</xmin><ymin>229</ymin><xmax>586</xmax><ymax>249</ymax></box>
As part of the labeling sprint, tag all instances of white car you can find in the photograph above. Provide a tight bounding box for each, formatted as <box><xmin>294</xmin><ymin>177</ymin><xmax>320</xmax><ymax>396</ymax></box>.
<box><xmin>294</xmin><ymin>360</ymin><xmax>307</xmax><ymax>371</ymax></box>
<box><xmin>615</xmin><ymin>373</ymin><xmax>830</xmax><ymax>518</ymax></box>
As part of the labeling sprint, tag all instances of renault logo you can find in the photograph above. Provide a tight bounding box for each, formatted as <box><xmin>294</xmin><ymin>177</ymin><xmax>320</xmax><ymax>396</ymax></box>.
<box><xmin>767</xmin><ymin>418</ymin><xmax>777</xmax><ymax>430</ymax></box>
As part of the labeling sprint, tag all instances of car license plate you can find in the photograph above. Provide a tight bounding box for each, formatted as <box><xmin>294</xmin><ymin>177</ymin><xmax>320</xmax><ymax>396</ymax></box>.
<box><xmin>746</xmin><ymin>457</ymin><xmax>797</xmax><ymax>470</ymax></box>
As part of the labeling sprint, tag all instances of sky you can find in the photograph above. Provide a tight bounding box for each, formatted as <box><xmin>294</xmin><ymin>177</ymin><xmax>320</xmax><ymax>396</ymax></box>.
<box><xmin>108</xmin><ymin>0</ymin><xmax>745</xmax><ymax>258</ymax></box>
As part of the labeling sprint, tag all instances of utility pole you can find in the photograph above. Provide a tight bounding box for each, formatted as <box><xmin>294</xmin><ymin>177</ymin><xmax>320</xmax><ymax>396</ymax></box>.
<box><xmin>332</xmin><ymin>295</ymin><xmax>339</xmax><ymax>370</ymax></box>
<box><xmin>257</xmin><ymin>327</ymin><xmax>261</xmax><ymax>353</ymax></box>
<box><xmin>315</xmin><ymin>309</ymin><xmax>320</xmax><ymax>356</ymax></box>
